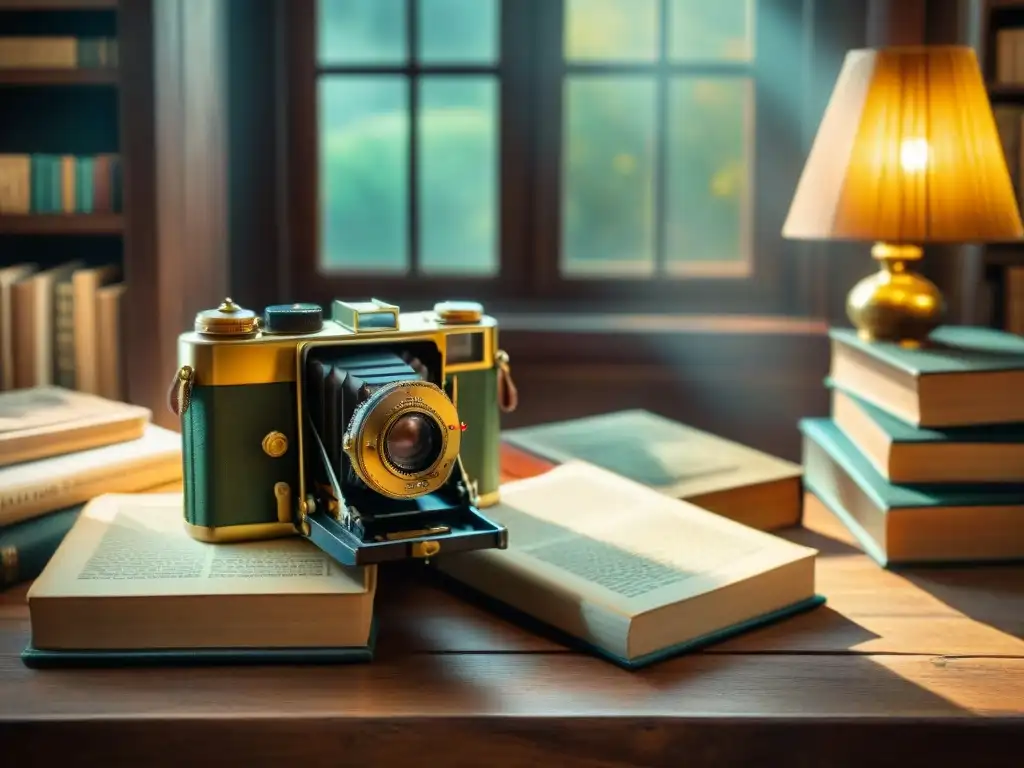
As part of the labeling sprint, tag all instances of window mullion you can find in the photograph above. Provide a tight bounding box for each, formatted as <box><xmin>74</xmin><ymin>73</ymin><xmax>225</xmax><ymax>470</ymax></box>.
<box><xmin>654</xmin><ymin>0</ymin><xmax>670</xmax><ymax>276</ymax></box>
<box><xmin>407</xmin><ymin>0</ymin><xmax>420</xmax><ymax>276</ymax></box>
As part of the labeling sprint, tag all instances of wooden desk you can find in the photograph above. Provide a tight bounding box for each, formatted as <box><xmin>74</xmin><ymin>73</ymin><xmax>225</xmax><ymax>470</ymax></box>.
<box><xmin>1</xmin><ymin>449</ymin><xmax>1022</xmax><ymax>767</ymax></box>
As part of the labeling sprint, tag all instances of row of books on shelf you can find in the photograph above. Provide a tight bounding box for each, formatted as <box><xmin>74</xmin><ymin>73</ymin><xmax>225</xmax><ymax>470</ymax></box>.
<box><xmin>0</xmin><ymin>261</ymin><xmax>125</xmax><ymax>400</ymax></box>
<box><xmin>0</xmin><ymin>154</ymin><xmax>122</xmax><ymax>215</ymax></box>
<box><xmin>0</xmin><ymin>37</ymin><xmax>118</xmax><ymax>69</ymax></box>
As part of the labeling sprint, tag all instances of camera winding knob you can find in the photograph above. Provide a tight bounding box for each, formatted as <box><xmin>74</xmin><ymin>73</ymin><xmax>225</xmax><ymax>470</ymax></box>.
<box><xmin>194</xmin><ymin>298</ymin><xmax>259</xmax><ymax>336</ymax></box>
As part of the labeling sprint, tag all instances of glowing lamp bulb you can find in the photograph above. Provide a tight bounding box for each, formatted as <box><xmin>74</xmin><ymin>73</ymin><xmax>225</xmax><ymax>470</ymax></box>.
<box><xmin>899</xmin><ymin>138</ymin><xmax>929</xmax><ymax>173</ymax></box>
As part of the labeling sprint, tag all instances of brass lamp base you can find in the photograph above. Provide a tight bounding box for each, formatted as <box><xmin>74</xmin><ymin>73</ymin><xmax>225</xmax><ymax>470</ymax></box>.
<box><xmin>846</xmin><ymin>243</ymin><xmax>946</xmax><ymax>347</ymax></box>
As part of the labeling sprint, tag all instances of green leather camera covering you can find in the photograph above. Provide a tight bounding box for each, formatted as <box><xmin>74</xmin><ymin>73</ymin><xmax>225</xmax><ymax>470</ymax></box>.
<box><xmin>452</xmin><ymin>367</ymin><xmax>500</xmax><ymax>499</ymax></box>
<box><xmin>182</xmin><ymin>383</ymin><xmax>299</xmax><ymax>528</ymax></box>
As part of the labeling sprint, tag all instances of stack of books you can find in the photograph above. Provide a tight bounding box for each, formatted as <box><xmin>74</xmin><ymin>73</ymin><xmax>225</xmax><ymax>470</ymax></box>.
<box><xmin>0</xmin><ymin>386</ymin><xmax>183</xmax><ymax>591</ymax></box>
<box><xmin>800</xmin><ymin>326</ymin><xmax>1024</xmax><ymax>567</ymax></box>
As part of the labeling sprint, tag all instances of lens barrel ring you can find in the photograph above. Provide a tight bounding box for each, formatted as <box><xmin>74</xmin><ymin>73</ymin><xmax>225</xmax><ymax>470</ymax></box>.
<box><xmin>341</xmin><ymin>379</ymin><xmax>462</xmax><ymax>499</ymax></box>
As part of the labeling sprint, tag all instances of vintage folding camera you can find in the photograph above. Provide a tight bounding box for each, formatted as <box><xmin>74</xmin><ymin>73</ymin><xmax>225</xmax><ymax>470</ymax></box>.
<box><xmin>171</xmin><ymin>297</ymin><xmax>518</xmax><ymax>566</ymax></box>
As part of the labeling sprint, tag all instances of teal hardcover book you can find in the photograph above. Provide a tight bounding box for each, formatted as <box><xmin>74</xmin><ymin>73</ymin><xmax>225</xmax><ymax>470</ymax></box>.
<box><xmin>828</xmin><ymin>326</ymin><xmax>1024</xmax><ymax>427</ymax></box>
<box><xmin>432</xmin><ymin>461</ymin><xmax>824</xmax><ymax>670</ymax></box>
<box><xmin>800</xmin><ymin>418</ymin><xmax>1024</xmax><ymax>566</ymax></box>
<box><xmin>826</xmin><ymin>378</ymin><xmax>1024</xmax><ymax>484</ymax></box>
<box><xmin>20</xmin><ymin>621</ymin><xmax>376</xmax><ymax>669</ymax></box>
<box><xmin>21</xmin><ymin>493</ymin><xmax>378</xmax><ymax>668</ymax></box>
<box><xmin>0</xmin><ymin>503</ymin><xmax>83</xmax><ymax>591</ymax></box>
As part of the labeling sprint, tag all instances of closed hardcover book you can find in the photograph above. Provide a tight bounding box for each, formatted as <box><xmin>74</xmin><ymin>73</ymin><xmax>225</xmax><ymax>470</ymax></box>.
<box><xmin>0</xmin><ymin>385</ymin><xmax>151</xmax><ymax>468</ymax></box>
<box><xmin>502</xmin><ymin>409</ymin><xmax>803</xmax><ymax>531</ymax></box>
<box><xmin>0</xmin><ymin>263</ymin><xmax>36</xmax><ymax>391</ymax></box>
<box><xmin>23</xmin><ymin>493</ymin><xmax>376</xmax><ymax>667</ymax></box>
<box><xmin>71</xmin><ymin>264</ymin><xmax>119</xmax><ymax>394</ymax></box>
<box><xmin>828</xmin><ymin>326</ymin><xmax>1024</xmax><ymax>427</ymax></box>
<box><xmin>828</xmin><ymin>379</ymin><xmax>1024</xmax><ymax>484</ymax></box>
<box><xmin>800</xmin><ymin>418</ymin><xmax>1024</xmax><ymax>567</ymax></box>
<box><xmin>432</xmin><ymin>461</ymin><xmax>823</xmax><ymax>670</ymax></box>
<box><xmin>0</xmin><ymin>423</ymin><xmax>181</xmax><ymax>528</ymax></box>
<box><xmin>1</xmin><ymin>503</ymin><xmax>83</xmax><ymax>590</ymax></box>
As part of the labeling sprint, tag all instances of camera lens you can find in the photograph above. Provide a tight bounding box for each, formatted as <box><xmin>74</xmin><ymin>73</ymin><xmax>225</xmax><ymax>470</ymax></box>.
<box><xmin>384</xmin><ymin>412</ymin><xmax>442</xmax><ymax>473</ymax></box>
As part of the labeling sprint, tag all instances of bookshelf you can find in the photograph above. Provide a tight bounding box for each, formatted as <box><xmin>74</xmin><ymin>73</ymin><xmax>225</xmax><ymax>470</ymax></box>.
<box><xmin>0</xmin><ymin>67</ymin><xmax>116</xmax><ymax>85</ymax></box>
<box><xmin>0</xmin><ymin>212</ymin><xmax>122</xmax><ymax>234</ymax></box>
<box><xmin>0</xmin><ymin>1</ymin><xmax>129</xmax><ymax>396</ymax></box>
<box><xmin>983</xmin><ymin>0</ymin><xmax>1024</xmax><ymax>335</ymax></box>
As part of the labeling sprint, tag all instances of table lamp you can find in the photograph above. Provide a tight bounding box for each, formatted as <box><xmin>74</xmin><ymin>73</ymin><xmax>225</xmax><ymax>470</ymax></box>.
<box><xmin>783</xmin><ymin>45</ymin><xmax>1024</xmax><ymax>345</ymax></box>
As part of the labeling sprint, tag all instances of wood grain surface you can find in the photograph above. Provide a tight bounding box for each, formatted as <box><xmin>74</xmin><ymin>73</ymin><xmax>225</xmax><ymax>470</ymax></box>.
<box><xmin>0</xmin><ymin>446</ymin><xmax>1021</xmax><ymax>766</ymax></box>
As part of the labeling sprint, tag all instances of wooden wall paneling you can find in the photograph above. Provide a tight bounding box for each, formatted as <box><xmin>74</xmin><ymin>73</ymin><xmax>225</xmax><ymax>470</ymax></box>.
<box><xmin>799</xmin><ymin>0</ymin><xmax>871</xmax><ymax>327</ymax></box>
<box><xmin>119</xmin><ymin>0</ymin><xmax>162</xmax><ymax>420</ymax></box>
<box><xmin>146</xmin><ymin>0</ymin><xmax>231</xmax><ymax>428</ymax></box>
<box><xmin>227</xmin><ymin>0</ymin><xmax>281</xmax><ymax>312</ymax></box>
<box><xmin>926</xmin><ymin>0</ymin><xmax>990</xmax><ymax>326</ymax></box>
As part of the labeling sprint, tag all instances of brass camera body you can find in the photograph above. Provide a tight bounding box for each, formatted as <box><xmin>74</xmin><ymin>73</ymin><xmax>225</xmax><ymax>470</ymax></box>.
<box><xmin>173</xmin><ymin>298</ymin><xmax>515</xmax><ymax>566</ymax></box>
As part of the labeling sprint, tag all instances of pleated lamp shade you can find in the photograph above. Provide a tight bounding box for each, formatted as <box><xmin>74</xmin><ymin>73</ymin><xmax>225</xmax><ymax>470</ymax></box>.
<box><xmin>783</xmin><ymin>46</ymin><xmax>1024</xmax><ymax>244</ymax></box>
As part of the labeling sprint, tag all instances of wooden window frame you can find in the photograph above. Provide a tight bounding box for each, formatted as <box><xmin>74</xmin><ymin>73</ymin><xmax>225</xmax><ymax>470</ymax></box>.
<box><xmin>284</xmin><ymin>0</ymin><xmax>809</xmax><ymax>314</ymax></box>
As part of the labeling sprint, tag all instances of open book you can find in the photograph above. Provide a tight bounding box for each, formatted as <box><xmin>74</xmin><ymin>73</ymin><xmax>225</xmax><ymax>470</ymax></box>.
<box><xmin>23</xmin><ymin>493</ymin><xmax>376</xmax><ymax>667</ymax></box>
<box><xmin>433</xmin><ymin>461</ymin><xmax>822</xmax><ymax>668</ymax></box>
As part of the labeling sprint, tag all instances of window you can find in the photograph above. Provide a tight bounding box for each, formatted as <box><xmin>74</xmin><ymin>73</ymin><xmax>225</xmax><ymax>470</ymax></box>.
<box><xmin>558</xmin><ymin>0</ymin><xmax>755</xmax><ymax>279</ymax></box>
<box><xmin>286</xmin><ymin>0</ymin><xmax>806</xmax><ymax>312</ymax></box>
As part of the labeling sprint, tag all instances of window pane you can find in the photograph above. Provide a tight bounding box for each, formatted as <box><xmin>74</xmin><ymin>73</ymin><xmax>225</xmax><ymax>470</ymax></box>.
<box><xmin>319</xmin><ymin>77</ymin><xmax>409</xmax><ymax>273</ymax></box>
<box><xmin>670</xmin><ymin>0</ymin><xmax>755</xmax><ymax>62</ymax></box>
<box><xmin>318</xmin><ymin>0</ymin><xmax>406</xmax><ymax>65</ymax></box>
<box><xmin>665</xmin><ymin>77</ymin><xmax>752</xmax><ymax>272</ymax></box>
<box><xmin>419</xmin><ymin>0</ymin><xmax>498</xmax><ymax>64</ymax></box>
<box><xmin>418</xmin><ymin>77</ymin><xmax>498</xmax><ymax>275</ymax></box>
<box><xmin>564</xmin><ymin>0</ymin><xmax>659</xmax><ymax>62</ymax></box>
<box><xmin>562</xmin><ymin>77</ymin><xmax>656</xmax><ymax>276</ymax></box>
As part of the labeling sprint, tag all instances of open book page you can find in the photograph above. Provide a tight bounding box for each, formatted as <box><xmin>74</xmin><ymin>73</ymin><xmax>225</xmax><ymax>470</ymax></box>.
<box><xmin>30</xmin><ymin>493</ymin><xmax>370</xmax><ymax>599</ymax></box>
<box><xmin>440</xmin><ymin>461</ymin><xmax>816</xmax><ymax>618</ymax></box>
<box><xmin>504</xmin><ymin>410</ymin><xmax>801</xmax><ymax>499</ymax></box>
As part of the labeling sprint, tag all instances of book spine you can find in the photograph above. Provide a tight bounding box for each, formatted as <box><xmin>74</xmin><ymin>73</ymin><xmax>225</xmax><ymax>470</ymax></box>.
<box><xmin>54</xmin><ymin>280</ymin><xmax>76</xmax><ymax>389</ymax></box>
<box><xmin>0</xmin><ymin>453</ymin><xmax>182</xmax><ymax>528</ymax></box>
<box><xmin>0</xmin><ymin>37</ymin><xmax>77</xmax><ymax>69</ymax></box>
<box><xmin>0</xmin><ymin>154</ymin><xmax>31</xmax><ymax>214</ymax></box>
<box><xmin>77</xmin><ymin>157</ymin><xmax>94</xmax><ymax>213</ymax></box>
<box><xmin>9</xmin><ymin>279</ymin><xmax>36</xmax><ymax>389</ymax></box>
<box><xmin>93</xmin><ymin>155</ymin><xmax>110</xmax><ymax>212</ymax></box>
<box><xmin>0</xmin><ymin>505</ymin><xmax>82</xmax><ymax>591</ymax></box>
<box><xmin>50</xmin><ymin>154</ymin><xmax>62</xmax><ymax>213</ymax></box>
<box><xmin>96</xmin><ymin>283</ymin><xmax>126</xmax><ymax>400</ymax></box>
<box><xmin>1008</xmin><ymin>267</ymin><xmax>1024</xmax><ymax>336</ymax></box>
<box><xmin>111</xmin><ymin>155</ymin><xmax>122</xmax><ymax>212</ymax></box>
<box><xmin>61</xmin><ymin>155</ymin><xmax>76</xmax><ymax>214</ymax></box>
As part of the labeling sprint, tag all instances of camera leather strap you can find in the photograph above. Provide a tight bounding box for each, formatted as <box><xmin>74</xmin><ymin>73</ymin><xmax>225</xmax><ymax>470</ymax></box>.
<box><xmin>495</xmin><ymin>350</ymin><xmax>518</xmax><ymax>414</ymax></box>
